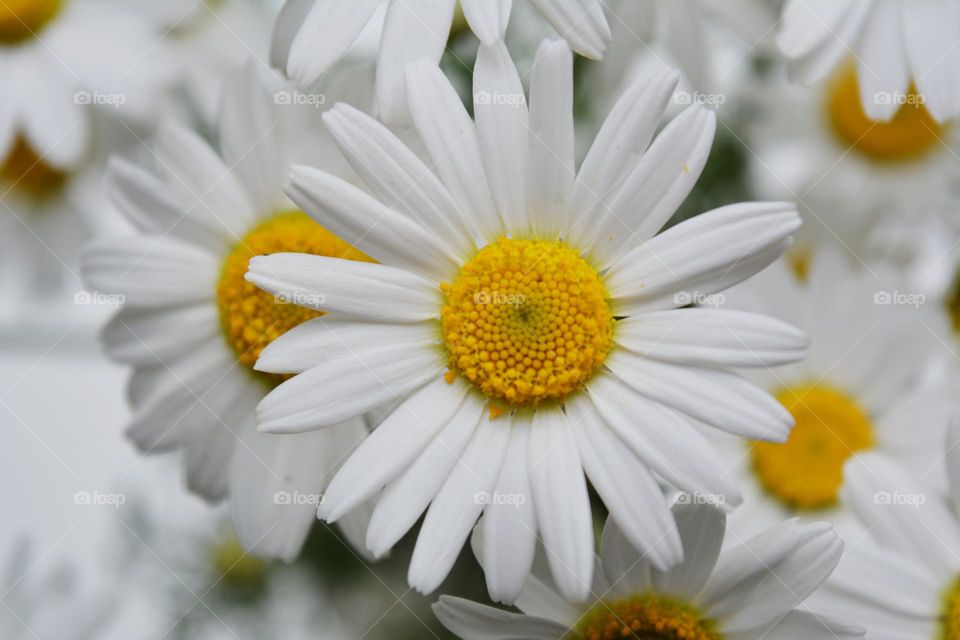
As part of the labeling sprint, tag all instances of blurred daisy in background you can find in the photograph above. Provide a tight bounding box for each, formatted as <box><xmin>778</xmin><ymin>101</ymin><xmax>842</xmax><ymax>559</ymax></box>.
<box><xmin>811</xmin><ymin>447</ymin><xmax>960</xmax><ymax>640</ymax></box>
<box><xmin>82</xmin><ymin>60</ymin><xmax>378</xmax><ymax>561</ymax></box>
<box><xmin>247</xmin><ymin>38</ymin><xmax>806</xmax><ymax>603</ymax></box>
<box><xmin>1</xmin><ymin>538</ymin><xmax>114</xmax><ymax>639</ymax></box>
<box><xmin>718</xmin><ymin>248</ymin><xmax>953</xmax><ymax>537</ymax></box>
<box><xmin>271</xmin><ymin>0</ymin><xmax>612</xmax><ymax>123</ymax></box>
<box><xmin>777</xmin><ymin>0</ymin><xmax>960</xmax><ymax>123</ymax></box>
<box><xmin>435</xmin><ymin>502</ymin><xmax>863</xmax><ymax>640</ymax></box>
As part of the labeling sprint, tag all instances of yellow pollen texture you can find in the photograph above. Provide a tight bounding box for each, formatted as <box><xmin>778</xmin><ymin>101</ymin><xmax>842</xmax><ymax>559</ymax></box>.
<box><xmin>217</xmin><ymin>211</ymin><xmax>372</xmax><ymax>377</ymax></box>
<box><xmin>574</xmin><ymin>593</ymin><xmax>721</xmax><ymax>640</ymax></box>
<box><xmin>0</xmin><ymin>136</ymin><xmax>68</xmax><ymax>199</ymax></box>
<box><xmin>0</xmin><ymin>0</ymin><xmax>61</xmax><ymax>43</ymax></box>
<box><xmin>826</xmin><ymin>64</ymin><xmax>945</xmax><ymax>163</ymax></box>
<box><xmin>753</xmin><ymin>384</ymin><xmax>874</xmax><ymax>510</ymax></box>
<box><xmin>440</xmin><ymin>237</ymin><xmax>613</xmax><ymax>409</ymax></box>
<box><xmin>941</xmin><ymin>577</ymin><xmax>960</xmax><ymax>640</ymax></box>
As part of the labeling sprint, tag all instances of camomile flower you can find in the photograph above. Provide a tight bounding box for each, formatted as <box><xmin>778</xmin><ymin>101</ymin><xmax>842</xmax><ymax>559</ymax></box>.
<box><xmin>809</xmin><ymin>447</ymin><xmax>960</xmax><ymax>640</ymax></box>
<box><xmin>717</xmin><ymin>247</ymin><xmax>952</xmax><ymax>537</ymax></box>
<box><xmin>1</xmin><ymin>538</ymin><xmax>113</xmax><ymax>639</ymax></box>
<box><xmin>434</xmin><ymin>502</ymin><xmax>864</xmax><ymax>640</ymax></box>
<box><xmin>777</xmin><ymin>0</ymin><xmax>960</xmax><ymax>123</ymax></box>
<box><xmin>271</xmin><ymin>0</ymin><xmax>611</xmax><ymax>123</ymax></box>
<box><xmin>81</xmin><ymin>61</ymin><xmax>378</xmax><ymax>561</ymax></box>
<box><xmin>246</xmin><ymin>39</ymin><xmax>805</xmax><ymax>603</ymax></box>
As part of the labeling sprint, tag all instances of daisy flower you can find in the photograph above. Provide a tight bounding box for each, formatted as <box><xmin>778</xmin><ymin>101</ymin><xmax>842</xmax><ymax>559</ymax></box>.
<box><xmin>718</xmin><ymin>247</ymin><xmax>952</xmax><ymax>535</ymax></box>
<box><xmin>81</xmin><ymin>61</ymin><xmax>378</xmax><ymax>561</ymax></box>
<box><xmin>271</xmin><ymin>0</ymin><xmax>611</xmax><ymax>123</ymax></box>
<box><xmin>777</xmin><ymin>0</ymin><xmax>960</xmax><ymax>123</ymax></box>
<box><xmin>746</xmin><ymin>60</ymin><xmax>960</xmax><ymax>262</ymax></box>
<box><xmin>246</xmin><ymin>39</ymin><xmax>805</xmax><ymax>603</ymax></box>
<box><xmin>434</xmin><ymin>502</ymin><xmax>864</xmax><ymax>640</ymax></box>
<box><xmin>1</xmin><ymin>538</ymin><xmax>113</xmax><ymax>639</ymax></box>
<box><xmin>810</xmin><ymin>447</ymin><xmax>960</xmax><ymax>640</ymax></box>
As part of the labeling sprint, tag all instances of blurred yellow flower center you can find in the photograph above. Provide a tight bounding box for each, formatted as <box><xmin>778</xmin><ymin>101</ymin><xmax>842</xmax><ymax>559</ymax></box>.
<box><xmin>217</xmin><ymin>211</ymin><xmax>371</xmax><ymax>378</ymax></box>
<box><xmin>0</xmin><ymin>0</ymin><xmax>62</xmax><ymax>43</ymax></box>
<box><xmin>0</xmin><ymin>136</ymin><xmax>68</xmax><ymax>199</ymax></box>
<box><xmin>945</xmin><ymin>268</ymin><xmax>960</xmax><ymax>335</ymax></box>
<box><xmin>753</xmin><ymin>384</ymin><xmax>874</xmax><ymax>510</ymax></box>
<box><xmin>211</xmin><ymin>537</ymin><xmax>268</xmax><ymax>589</ymax></box>
<box><xmin>440</xmin><ymin>238</ymin><xmax>613</xmax><ymax>414</ymax></box>
<box><xmin>941</xmin><ymin>577</ymin><xmax>960</xmax><ymax>640</ymax></box>
<box><xmin>826</xmin><ymin>65</ymin><xmax>945</xmax><ymax>163</ymax></box>
<box><xmin>574</xmin><ymin>593</ymin><xmax>721</xmax><ymax>640</ymax></box>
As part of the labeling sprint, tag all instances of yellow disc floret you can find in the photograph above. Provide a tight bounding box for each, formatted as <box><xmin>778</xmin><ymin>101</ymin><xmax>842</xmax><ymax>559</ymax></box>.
<box><xmin>0</xmin><ymin>0</ymin><xmax>62</xmax><ymax>44</ymax></box>
<box><xmin>574</xmin><ymin>593</ymin><xmax>721</xmax><ymax>640</ymax></box>
<box><xmin>752</xmin><ymin>384</ymin><xmax>874</xmax><ymax>510</ymax></box>
<box><xmin>941</xmin><ymin>576</ymin><xmax>960</xmax><ymax>640</ymax></box>
<box><xmin>217</xmin><ymin>211</ymin><xmax>371</xmax><ymax>378</ymax></box>
<box><xmin>440</xmin><ymin>238</ymin><xmax>613</xmax><ymax>411</ymax></box>
<box><xmin>826</xmin><ymin>64</ymin><xmax>945</xmax><ymax>163</ymax></box>
<box><xmin>211</xmin><ymin>536</ymin><xmax>269</xmax><ymax>590</ymax></box>
<box><xmin>1</xmin><ymin>136</ymin><xmax>68</xmax><ymax>199</ymax></box>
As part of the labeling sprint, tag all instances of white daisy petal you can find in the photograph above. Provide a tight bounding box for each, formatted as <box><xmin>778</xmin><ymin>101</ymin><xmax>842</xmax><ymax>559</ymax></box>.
<box><xmin>856</xmin><ymin>1</ymin><xmax>909</xmax><ymax>121</ymax></box>
<box><xmin>474</xmin><ymin>41</ymin><xmax>529</xmax><ymax>236</ymax></box>
<box><xmin>606</xmin><ymin>202</ymin><xmax>800</xmax><ymax>314</ymax></box>
<box><xmin>102</xmin><ymin>303</ymin><xmax>218</xmax><ymax>366</ymax></box>
<box><xmin>481</xmin><ymin>414</ymin><xmax>538</xmax><ymax>605</ymax></box>
<box><xmin>588</xmin><ymin>374</ymin><xmax>742</xmax><ymax>505</ymax></box>
<box><xmin>786</xmin><ymin>1</ymin><xmax>873</xmax><ymax>86</ymax></box>
<box><xmin>376</xmin><ymin>0</ymin><xmax>457</xmax><ymax>125</ymax></box>
<box><xmin>460</xmin><ymin>0</ymin><xmax>512</xmax><ymax>45</ymax></box>
<box><xmin>405</xmin><ymin>59</ymin><xmax>502</xmax><ymax>241</ymax></box>
<box><xmin>902</xmin><ymin>0</ymin><xmax>960</xmax><ymax>122</ymax></box>
<box><xmin>565</xmin><ymin>65</ymin><xmax>678</xmax><ymax>234</ymax></box>
<box><xmin>246</xmin><ymin>254</ymin><xmax>440</xmax><ymax>322</ymax></box>
<box><xmin>408</xmin><ymin>409</ymin><xmax>512</xmax><ymax>594</ymax></box>
<box><xmin>527</xmin><ymin>0</ymin><xmax>610</xmax><ymax>59</ymax></box>
<box><xmin>256</xmin><ymin>344</ymin><xmax>443</xmax><ymax>433</ymax></box>
<box><xmin>777</xmin><ymin>0</ymin><xmax>857</xmax><ymax>60</ymax></box>
<box><xmin>615</xmin><ymin>308</ymin><xmax>808</xmax><ymax>369</ymax></box>
<box><xmin>284</xmin><ymin>0</ymin><xmax>381</xmax><ymax>87</ymax></box>
<box><xmin>605</xmin><ymin>351</ymin><xmax>793</xmax><ymax>442</ymax></box>
<box><xmin>366</xmin><ymin>393</ymin><xmax>485</xmax><ymax>557</ymax></box>
<box><xmin>567</xmin><ymin>394</ymin><xmax>681</xmax><ymax>572</ymax></box>
<box><xmin>432</xmin><ymin>596</ymin><xmax>568</xmax><ymax>640</ymax></box>
<box><xmin>319</xmin><ymin>377</ymin><xmax>470</xmax><ymax>522</ymax></box>
<box><xmin>270</xmin><ymin>0</ymin><xmax>315</xmax><ymax>73</ymax></box>
<box><xmin>726</xmin><ymin>609</ymin><xmax>865</xmax><ymax>640</ymax></box>
<box><xmin>528</xmin><ymin>407</ymin><xmax>594</xmax><ymax>603</ymax></box>
<box><xmin>947</xmin><ymin>421</ymin><xmax>960</xmax><ymax>513</ymax></box>
<box><xmin>599</xmin><ymin>517</ymin><xmax>654</xmax><ymax>598</ymax></box>
<box><xmin>320</xmin><ymin>104</ymin><xmax>476</xmax><ymax>260</ymax></box>
<box><xmin>183</xmin><ymin>424</ymin><xmax>236</xmax><ymax>501</ymax></box>
<box><xmin>285</xmin><ymin>164</ymin><xmax>462</xmax><ymax>279</ymax></box>
<box><xmin>526</xmin><ymin>38</ymin><xmax>575</xmax><ymax>239</ymax></box>
<box><xmin>651</xmin><ymin>503</ymin><xmax>725</xmax><ymax>601</ymax></box>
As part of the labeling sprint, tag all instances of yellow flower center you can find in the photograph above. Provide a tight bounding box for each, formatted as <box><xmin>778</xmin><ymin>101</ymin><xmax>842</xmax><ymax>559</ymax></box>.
<box><xmin>217</xmin><ymin>211</ymin><xmax>372</xmax><ymax>381</ymax></box>
<box><xmin>0</xmin><ymin>0</ymin><xmax>62</xmax><ymax>44</ymax></box>
<box><xmin>0</xmin><ymin>136</ymin><xmax>68</xmax><ymax>199</ymax></box>
<box><xmin>211</xmin><ymin>537</ymin><xmax>268</xmax><ymax>590</ymax></box>
<box><xmin>826</xmin><ymin>64</ymin><xmax>945</xmax><ymax>163</ymax></box>
<box><xmin>752</xmin><ymin>384</ymin><xmax>874</xmax><ymax>510</ymax></box>
<box><xmin>573</xmin><ymin>593</ymin><xmax>721</xmax><ymax>640</ymax></box>
<box><xmin>440</xmin><ymin>237</ymin><xmax>613</xmax><ymax>413</ymax></box>
<box><xmin>945</xmin><ymin>268</ymin><xmax>960</xmax><ymax>335</ymax></box>
<box><xmin>941</xmin><ymin>576</ymin><xmax>960</xmax><ymax>640</ymax></box>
